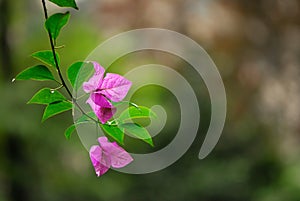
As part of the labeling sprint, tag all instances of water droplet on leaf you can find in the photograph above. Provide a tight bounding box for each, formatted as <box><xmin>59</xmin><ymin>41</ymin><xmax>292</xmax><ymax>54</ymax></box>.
<box><xmin>50</xmin><ymin>90</ymin><xmax>55</xmax><ymax>94</ymax></box>
<box><xmin>11</xmin><ymin>78</ymin><xmax>15</xmax><ymax>82</ymax></box>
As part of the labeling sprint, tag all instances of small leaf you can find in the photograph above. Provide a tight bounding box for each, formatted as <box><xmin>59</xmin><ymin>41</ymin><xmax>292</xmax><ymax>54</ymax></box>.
<box><xmin>67</xmin><ymin>61</ymin><xmax>83</xmax><ymax>88</ymax></box>
<box><xmin>65</xmin><ymin>124</ymin><xmax>76</xmax><ymax>140</ymax></box>
<box><xmin>45</xmin><ymin>12</ymin><xmax>70</xmax><ymax>42</ymax></box>
<box><xmin>42</xmin><ymin>101</ymin><xmax>72</xmax><ymax>121</ymax></box>
<box><xmin>119</xmin><ymin>106</ymin><xmax>157</xmax><ymax>122</ymax></box>
<box><xmin>112</xmin><ymin>101</ymin><xmax>138</xmax><ymax>108</ymax></box>
<box><xmin>28</xmin><ymin>88</ymin><xmax>67</xmax><ymax>105</ymax></box>
<box><xmin>32</xmin><ymin>50</ymin><xmax>60</xmax><ymax>68</ymax></box>
<box><xmin>119</xmin><ymin>123</ymin><xmax>154</xmax><ymax>146</ymax></box>
<box><xmin>15</xmin><ymin>65</ymin><xmax>55</xmax><ymax>81</ymax></box>
<box><xmin>67</xmin><ymin>61</ymin><xmax>93</xmax><ymax>90</ymax></box>
<box><xmin>76</xmin><ymin>111</ymin><xmax>97</xmax><ymax>123</ymax></box>
<box><xmin>48</xmin><ymin>0</ymin><xmax>78</xmax><ymax>9</ymax></box>
<box><xmin>100</xmin><ymin>124</ymin><xmax>124</xmax><ymax>145</ymax></box>
<box><xmin>65</xmin><ymin>119</ymin><xmax>95</xmax><ymax>140</ymax></box>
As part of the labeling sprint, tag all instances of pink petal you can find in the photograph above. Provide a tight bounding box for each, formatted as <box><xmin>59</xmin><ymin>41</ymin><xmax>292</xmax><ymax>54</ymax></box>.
<box><xmin>94</xmin><ymin>162</ymin><xmax>110</xmax><ymax>177</ymax></box>
<box><xmin>98</xmin><ymin>136</ymin><xmax>109</xmax><ymax>144</ymax></box>
<box><xmin>89</xmin><ymin>145</ymin><xmax>110</xmax><ymax>177</ymax></box>
<box><xmin>100</xmin><ymin>73</ymin><xmax>132</xmax><ymax>102</ymax></box>
<box><xmin>83</xmin><ymin>62</ymin><xmax>105</xmax><ymax>93</ymax></box>
<box><xmin>86</xmin><ymin>97</ymin><xmax>98</xmax><ymax>113</ymax></box>
<box><xmin>98</xmin><ymin>107</ymin><xmax>116</xmax><ymax>124</ymax></box>
<box><xmin>98</xmin><ymin>137</ymin><xmax>133</xmax><ymax>168</ymax></box>
<box><xmin>89</xmin><ymin>145</ymin><xmax>102</xmax><ymax>166</ymax></box>
<box><xmin>86</xmin><ymin>97</ymin><xmax>116</xmax><ymax>124</ymax></box>
<box><xmin>91</xmin><ymin>93</ymin><xmax>112</xmax><ymax>108</ymax></box>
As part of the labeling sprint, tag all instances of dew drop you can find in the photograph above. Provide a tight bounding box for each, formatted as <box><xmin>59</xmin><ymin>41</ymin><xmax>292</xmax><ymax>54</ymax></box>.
<box><xmin>11</xmin><ymin>78</ymin><xmax>16</xmax><ymax>83</ymax></box>
<box><xmin>50</xmin><ymin>90</ymin><xmax>55</xmax><ymax>94</ymax></box>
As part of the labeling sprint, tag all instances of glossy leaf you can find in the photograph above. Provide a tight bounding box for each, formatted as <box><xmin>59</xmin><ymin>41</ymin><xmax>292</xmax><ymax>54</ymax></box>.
<box><xmin>100</xmin><ymin>124</ymin><xmax>124</xmax><ymax>145</ymax></box>
<box><xmin>119</xmin><ymin>106</ymin><xmax>157</xmax><ymax>122</ymax></box>
<box><xmin>42</xmin><ymin>101</ymin><xmax>72</xmax><ymax>121</ymax></box>
<box><xmin>112</xmin><ymin>101</ymin><xmax>138</xmax><ymax>108</ymax></box>
<box><xmin>120</xmin><ymin>123</ymin><xmax>154</xmax><ymax>146</ymax></box>
<box><xmin>28</xmin><ymin>88</ymin><xmax>66</xmax><ymax>105</ymax></box>
<box><xmin>32</xmin><ymin>50</ymin><xmax>60</xmax><ymax>68</ymax></box>
<box><xmin>75</xmin><ymin>111</ymin><xmax>97</xmax><ymax>123</ymax></box>
<box><xmin>68</xmin><ymin>61</ymin><xmax>94</xmax><ymax>90</ymax></box>
<box><xmin>65</xmin><ymin>124</ymin><xmax>76</xmax><ymax>140</ymax></box>
<box><xmin>45</xmin><ymin>12</ymin><xmax>70</xmax><ymax>41</ymax></box>
<box><xmin>48</xmin><ymin>0</ymin><xmax>78</xmax><ymax>9</ymax></box>
<box><xmin>15</xmin><ymin>65</ymin><xmax>55</xmax><ymax>81</ymax></box>
<box><xmin>67</xmin><ymin>61</ymin><xmax>83</xmax><ymax>88</ymax></box>
<box><xmin>65</xmin><ymin>116</ymin><xmax>95</xmax><ymax>140</ymax></box>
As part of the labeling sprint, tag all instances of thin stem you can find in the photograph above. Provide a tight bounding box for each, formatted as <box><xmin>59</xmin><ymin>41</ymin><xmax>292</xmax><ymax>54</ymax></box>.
<box><xmin>112</xmin><ymin>100</ymin><xmax>140</xmax><ymax>109</ymax></box>
<box><xmin>96</xmin><ymin>120</ymin><xmax>100</xmax><ymax>137</ymax></box>
<box><xmin>55</xmin><ymin>45</ymin><xmax>65</xmax><ymax>49</ymax></box>
<box><xmin>54</xmin><ymin>79</ymin><xmax>62</xmax><ymax>85</ymax></box>
<box><xmin>41</xmin><ymin>0</ymin><xmax>97</xmax><ymax>123</ymax></box>
<box><xmin>41</xmin><ymin>0</ymin><xmax>72</xmax><ymax>98</ymax></box>
<box><xmin>50</xmin><ymin>84</ymin><xmax>64</xmax><ymax>91</ymax></box>
<box><xmin>74</xmin><ymin>93</ymin><xmax>89</xmax><ymax>101</ymax></box>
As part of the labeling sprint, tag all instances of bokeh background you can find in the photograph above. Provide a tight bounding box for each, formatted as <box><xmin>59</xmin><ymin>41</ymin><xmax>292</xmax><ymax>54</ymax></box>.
<box><xmin>1</xmin><ymin>0</ymin><xmax>300</xmax><ymax>200</ymax></box>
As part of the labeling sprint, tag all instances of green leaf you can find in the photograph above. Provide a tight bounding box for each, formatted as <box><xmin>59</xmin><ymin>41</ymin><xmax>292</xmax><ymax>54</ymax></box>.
<box><xmin>67</xmin><ymin>61</ymin><xmax>93</xmax><ymax>90</ymax></box>
<box><xmin>67</xmin><ymin>61</ymin><xmax>83</xmax><ymax>88</ymax></box>
<box><xmin>119</xmin><ymin>123</ymin><xmax>154</xmax><ymax>146</ymax></box>
<box><xmin>42</xmin><ymin>101</ymin><xmax>72</xmax><ymax>121</ymax></box>
<box><xmin>45</xmin><ymin>12</ymin><xmax>70</xmax><ymax>42</ymax></box>
<box><xmin>15</xmin><ymin>65</ymin><xmax>55</xmax><ymax>81</ymax></box>
<box><xmin>65</xmin><ymin>116</ymin><xmax>96</xmax><ymax>140</ymax></box>
<box><xmin>119</xmin><ymin>106</ymin><xmax>157</xmax><ymax>122</ymax></box>
<box><xmin>32</xmin><ymin>50</ymin><xmax>60</xmax><ymax>68</ymax></box>
<box><xmin>28</xmin><ymin>88</ymin><xmax>67</xmax><ymax>105</ymax></box>
<box><xmin>112</xmin><ymin>101</ymin><xmax>139</xmax><ymax>108</ymax></box>
<box><xmin>65</xmin><ymin>124</ymin><xmax>76</xmax><ymax>140</ymax></box>
<box><xmin>76</xmin><ymin>111</ymin><xmax>97</xmax><ymax>123</ymax></box>
<box><xmin>100</xmin><ymin>124</ymin><xmax>124</xmax><ymax>145</ymax></box>
<box><xmin>48</xmin><ymin>0</ymin><xmax>78</xmax><ymax>9</ymax></box>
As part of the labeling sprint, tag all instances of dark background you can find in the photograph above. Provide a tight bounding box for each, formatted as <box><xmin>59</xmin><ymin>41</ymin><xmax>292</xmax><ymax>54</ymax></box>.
<box><xmin>1</xmin><ymin>0</ymin><xmax>300</xmax><ymax>200</ymax></box>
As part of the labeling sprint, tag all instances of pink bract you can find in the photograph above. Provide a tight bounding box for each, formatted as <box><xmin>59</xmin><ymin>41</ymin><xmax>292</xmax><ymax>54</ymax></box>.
<box><xmin>83</xmin><ymin>62</ymin><xmax>131</xmax><ymax>123</ymax></box>
<box><xmin>89</xmin><ymin>137</ymin><xmax>133</xmax><ymax>177</ymax></box>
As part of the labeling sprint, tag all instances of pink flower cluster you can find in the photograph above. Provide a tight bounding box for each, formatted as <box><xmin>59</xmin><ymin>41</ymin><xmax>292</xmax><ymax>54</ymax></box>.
<box><xmin>83</xmin><ymin>62</ymin><xmax>133</xmax><ymax>176</ymax></box>
<box><xmin>83</xmin><ymin>62</ymin><xmax>131</xmax><ymax>124</ymax></box>
<box><xmin>90</xmin><ymin>137</ymin><xmax>133</xmax><ymax>177</ymax></box>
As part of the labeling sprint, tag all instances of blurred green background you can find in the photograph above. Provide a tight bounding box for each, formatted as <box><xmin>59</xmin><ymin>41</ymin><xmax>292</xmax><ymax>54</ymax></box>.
<box><xmin>1</xmin><ymin>0</ymin><xmax>300</xmax><ymax>200</ymax></box>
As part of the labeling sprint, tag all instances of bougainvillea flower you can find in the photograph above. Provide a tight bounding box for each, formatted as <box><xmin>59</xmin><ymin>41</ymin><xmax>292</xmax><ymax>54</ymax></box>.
<box><xmin>86</xmin><ymin>97</ymin><xmax>117</xmax><ymax>125</ymax></box>
<box><xmin>83</xmin><ymin>62</ymin><xmax>131</xmax><ymax>123</ymax></box>
<box><xmin>89</xmin><ymin>136</ymin><xmax>133</xmax><ymax>177</ymax></box>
